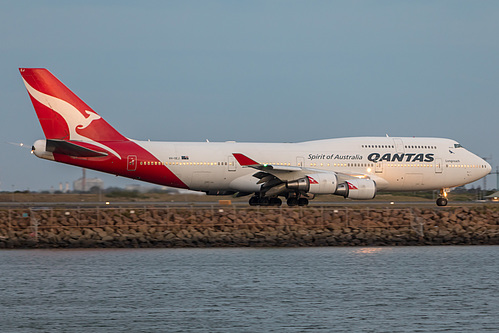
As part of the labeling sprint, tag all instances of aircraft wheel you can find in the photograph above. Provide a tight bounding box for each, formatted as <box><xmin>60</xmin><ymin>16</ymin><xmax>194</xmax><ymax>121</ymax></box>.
<box><xmin>249</xmin><ymin>196</ymin><xmax>259</xmax><ymax>206</ymax></box>
<box><xmin>270</xmin><ymin>197</ymin><xmax>282</xmax><ymax>206</ymax></box>
<box><xmin>436</xmin><ymin>197</ymin><xmax>448</xmax><ymax>206</ymax></box>
<box><xmin>259</xmin><ymin>197</ymin><xmax>270</xmax><ymax>206</ymax></box>
<box><xmin>287</xmin><ymin>197</ymin><xmax>298</xmax><ymax>207</ymax></box>
<box><xmin>298</xmin><ymin>198</ymin><xmax>309</xmax><ymax>206</ymax></box>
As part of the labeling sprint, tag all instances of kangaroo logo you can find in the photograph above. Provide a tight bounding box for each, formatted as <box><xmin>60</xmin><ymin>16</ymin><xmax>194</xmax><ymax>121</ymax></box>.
<box><xmin>77</xmin><ymin>110</ymin><xmax>101</xmax><ymax>130</ymax></box>
<box><xmin>22</xmin><ymin>78</ymin><xmax>121</xmax><ymax>159</ymax></box>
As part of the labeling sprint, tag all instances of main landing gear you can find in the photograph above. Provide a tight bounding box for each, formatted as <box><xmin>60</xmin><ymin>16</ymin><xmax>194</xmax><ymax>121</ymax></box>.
<box><xmin>286</xmin><ymin>197</ymin><xmax>309</xmax><ymax>207</ymax></box>
<box><xmin>436</xmin><ymin>188</ymin><xmax>448</xmax><ymax>206</ymax></box>
<box><xmin>249</xmin><ymin>194</ymin><xmax>310</xmax><ymax>207</ymax></box>
<box><xmin>249</xmin><ymin>195</ymin><xmax>282</xmax><ymax>206</ymax></box>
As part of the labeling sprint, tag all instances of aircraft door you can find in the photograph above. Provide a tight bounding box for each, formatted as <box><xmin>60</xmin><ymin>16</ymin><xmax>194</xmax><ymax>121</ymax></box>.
<box><xmin>127</xmin><ymin>155</ymin><xmax>137</xmax><ymax>171</ymax></box>
<box><xmin>393</xmin><ymin>138</ymin><xmax>404</xmax><ymax>153</ymax></box>
<box><xmin>296</xmin><ymin>156</ymin><xmax>305</xmax><ymax>167</ymax></box>
<box><xmin>375</xmin><ymin>161</ymin><xmax>383</xmax><ymax>173</ymax></box>
<box><xmin>228</xmin><ymin>156</ymin><xmax>236</xmax><ymax>171</ymax></box>
<box><xmin>435</xmin><ymin>158</ymin><xmax>443</xmax><ymax>173</ymax></box>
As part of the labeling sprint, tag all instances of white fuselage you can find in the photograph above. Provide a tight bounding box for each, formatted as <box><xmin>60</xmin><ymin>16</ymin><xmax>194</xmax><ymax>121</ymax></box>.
<box><xmin>132</xmin><ymin>136</ymin><xmax>490</xmax><ymax>193</ymax></box>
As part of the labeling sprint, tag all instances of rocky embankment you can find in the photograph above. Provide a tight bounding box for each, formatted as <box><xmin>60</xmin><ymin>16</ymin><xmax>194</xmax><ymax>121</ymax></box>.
<box><xmin>1</xmin><ymin>206</ymin><xmax>499</xmax><ymax>248</ymax></box>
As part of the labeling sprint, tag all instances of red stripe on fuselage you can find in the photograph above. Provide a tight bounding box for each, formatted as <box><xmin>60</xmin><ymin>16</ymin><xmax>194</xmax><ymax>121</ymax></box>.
<box><xmin>53</xmin><ymin>140</ymin><xmax>188</xmax><ymax>189</ymax></box>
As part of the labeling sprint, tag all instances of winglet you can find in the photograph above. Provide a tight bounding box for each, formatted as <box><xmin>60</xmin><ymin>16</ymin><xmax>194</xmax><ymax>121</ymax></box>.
<box><xmin>232</xmin><ymin>153</ymin><xmax>259</xmax><ymax>166</ymax></box>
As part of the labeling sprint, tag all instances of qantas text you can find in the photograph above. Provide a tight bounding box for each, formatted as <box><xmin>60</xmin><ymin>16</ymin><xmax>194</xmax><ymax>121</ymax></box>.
<box><xmin>368</xmin><ymin>153</ymin><xmax>434</xmax><ymax>163</ymax></box>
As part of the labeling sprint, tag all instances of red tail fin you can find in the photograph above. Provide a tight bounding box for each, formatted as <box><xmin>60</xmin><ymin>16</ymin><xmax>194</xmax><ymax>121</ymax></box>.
<box><xmin>20</xmin><ymin>68</ymin><xmax>126</xmax><ymax>142</ymax></box>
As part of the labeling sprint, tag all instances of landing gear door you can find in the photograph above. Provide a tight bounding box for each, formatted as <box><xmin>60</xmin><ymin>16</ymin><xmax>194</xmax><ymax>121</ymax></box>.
<box><xmin>228</xmin><ymin>156</ymin><xmax>236</xmax><ymax>171</ymax></box>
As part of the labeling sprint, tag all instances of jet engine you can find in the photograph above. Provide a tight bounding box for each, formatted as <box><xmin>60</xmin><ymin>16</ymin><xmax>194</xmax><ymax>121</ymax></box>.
<box><xmin>286</xmin><ymin>174</ymin><xmax>338</xmax><ymax>194</ymax></box>
<box><xmin>286</xmin><ymin>174</ymin><xmax>376</xmax><ymax>200</ymax></box>
<box><xmin>335</xmin><ymin>179</ymin><xmax>376</xmax><ymax>200</ymax></box>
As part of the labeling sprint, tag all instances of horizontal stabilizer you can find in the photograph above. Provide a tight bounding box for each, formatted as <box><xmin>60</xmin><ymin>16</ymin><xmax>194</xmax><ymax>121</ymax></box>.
<box><xmin>46</xmin><ymin>139</ymin><xmax>108</xmax><ymax>157</ymax></box>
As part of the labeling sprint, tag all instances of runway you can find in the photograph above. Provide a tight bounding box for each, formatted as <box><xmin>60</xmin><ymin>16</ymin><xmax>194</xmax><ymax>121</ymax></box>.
<box><xmin>0</xmin><ymin>200</ymin><xmax>492</xmax><ymax>209</ymax></box>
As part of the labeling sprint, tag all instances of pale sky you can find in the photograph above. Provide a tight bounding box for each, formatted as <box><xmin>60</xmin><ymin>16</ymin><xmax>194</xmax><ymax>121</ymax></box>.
<box><xmin>1</xmin><ymin>1</ymin><xmax>498</xmax><ymax>191</ymax></box>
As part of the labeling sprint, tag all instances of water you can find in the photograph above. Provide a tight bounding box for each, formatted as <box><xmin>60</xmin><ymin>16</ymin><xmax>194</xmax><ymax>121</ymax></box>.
<box><xmin>0</xmin><ymin>246</ymin><xmax>498</xmax><ymax>332</ymax></box>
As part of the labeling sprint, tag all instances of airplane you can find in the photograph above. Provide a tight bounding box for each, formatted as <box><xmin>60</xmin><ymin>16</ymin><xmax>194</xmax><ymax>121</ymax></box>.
<box><xmin>20</xmin><ymin>68</ymin><xmax>491</xmax><ymax>207</ymax></box>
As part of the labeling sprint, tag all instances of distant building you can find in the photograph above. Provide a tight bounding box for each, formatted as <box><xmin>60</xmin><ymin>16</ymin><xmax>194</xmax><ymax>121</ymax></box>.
<box><xmin>73</xmin><ymin>177</ymin><xmax>104</xmax><ymax>192</ymax></box>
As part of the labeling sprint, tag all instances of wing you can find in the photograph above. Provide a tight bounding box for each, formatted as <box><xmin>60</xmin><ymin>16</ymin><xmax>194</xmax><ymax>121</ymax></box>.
<box><xmin>232</xmin><ymin>152</ymin><xmax>367</xmax><ymax>182</ymax></box>
<box><xmin>232</xmin><ymin>153</ymin><xmax>376</xmax><ymax>199</ymax></box>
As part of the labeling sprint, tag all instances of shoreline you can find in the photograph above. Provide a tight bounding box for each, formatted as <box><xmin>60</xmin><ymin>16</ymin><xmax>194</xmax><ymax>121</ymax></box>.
<box><xmin>1</xmin><ymin>206</ymin><xmax>498</xmax><ymax>248</ymax></box>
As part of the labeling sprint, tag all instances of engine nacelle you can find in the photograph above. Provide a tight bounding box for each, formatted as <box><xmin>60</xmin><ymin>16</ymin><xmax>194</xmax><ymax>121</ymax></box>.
<box><xmin>335</xmin><ymin>178</ymin><xmax>376</xmax><ymax>200</ymax></box>
<box><xmin>32</xmin><ymin>139</ymin><xmax>55</xmax><ymax>161</ymax></box>
<box><xmin>286</xmin><ymin>173</ymin><xmax>338</xmax><ymax>194</ymax></box>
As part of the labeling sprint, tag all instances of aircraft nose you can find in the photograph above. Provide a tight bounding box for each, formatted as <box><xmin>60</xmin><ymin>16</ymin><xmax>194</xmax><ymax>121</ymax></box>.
<box><xmin>478</xmin><ymin>157</ymin><xmax>492</xmax><ymax>177</ymax></box>
<box><xmin>485</xmin><ymin>160</ymin><xmax>492</xmax><ymax>175</ymax></box>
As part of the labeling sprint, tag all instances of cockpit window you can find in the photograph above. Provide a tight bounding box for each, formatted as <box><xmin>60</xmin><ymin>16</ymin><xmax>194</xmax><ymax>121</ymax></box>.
<box><xmin>454</xmin><ymin>143</ymin><xmax>463</xmax><ymax>148</ymax></box>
